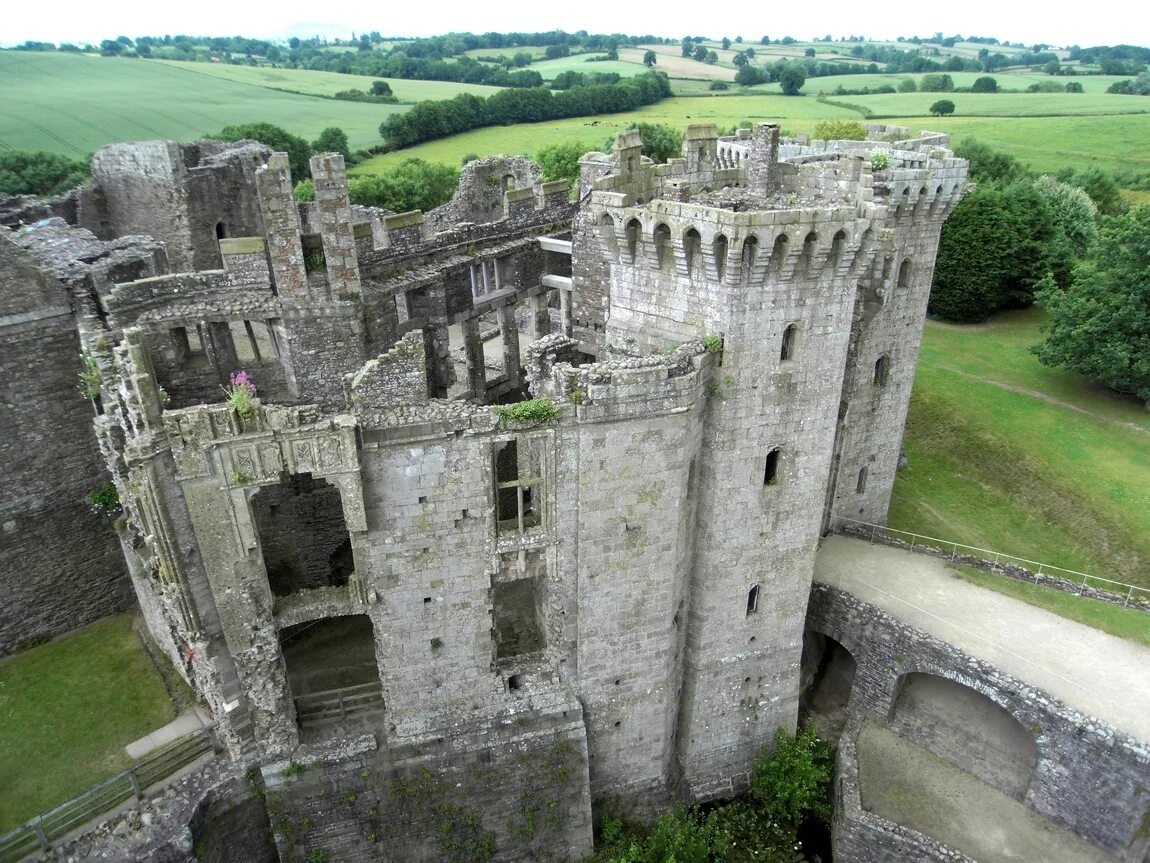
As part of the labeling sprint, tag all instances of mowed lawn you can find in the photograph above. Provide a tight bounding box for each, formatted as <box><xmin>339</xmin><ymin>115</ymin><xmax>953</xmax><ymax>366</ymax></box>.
<box><xmin>890</xmin><ymin>308</ymin><xmax>1150</xmax><ymax>588</ymax></box>
<box><xmin>0</xmin><ymin>51</ymin><xmax>405</xmax><ymax>155</ymax></box>
<box><xmin>0</xmin><ymin>614</ymin><xmax>180</xmax><ymax>831</ymax></box>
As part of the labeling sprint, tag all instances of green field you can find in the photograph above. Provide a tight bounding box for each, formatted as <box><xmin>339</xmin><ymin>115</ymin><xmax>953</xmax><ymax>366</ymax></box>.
<box><xmin>764</xmin><ymin>71</ymin><xmax>1133</xmax><ymax>96</ymax></box>
<box><xmin>835</xmin><ymin>91</ymin><xmax>1150</xmax><ymax>118</ymax></box>
<box><xmin>150</xmin><ymin>59</ymin><xmax>504</xmax><ymax>100</ymax></box>
<box><xmin>905</xmin><ymin>114</ymin><xmax>1150</xmax><ymax>175</ymax></box>
<box><xmin>0</xmin><ymin>614</ymin><xmax>181</xmax><ymax>830</ymax></box>
<box><xmin>889</xmin><ymin>308</ymin><xmax>1150</xmax><ymax>587</ymax></box>
<box><xmin>0</xmin><ymin>52</ymin><xmax>405</xmax><ymax>155</ymax></box>
<box><xmin>350</xmin><ymin>94</ymin><xmax>860</xmax><ymax>173</ymax></box>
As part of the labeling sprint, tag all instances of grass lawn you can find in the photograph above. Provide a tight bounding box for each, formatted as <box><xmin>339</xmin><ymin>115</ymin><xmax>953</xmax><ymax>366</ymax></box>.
<box><xmin>950</xmin><ymin>566</ymin><xmax>1150</xmax><ymax>646</ymax></box>
<box><xmin>0</xmin><ymin>614</ymin><xmax>181</xmax><ymax>831</ymax></box>
<box><xmin>890</xmin><ymin>308</ymin><xmax>1150</xmax><ymax>588</ymax></box>
<box><xmin>0</xmin><ymin>52</ymin><xmax>405</xmax><ymax>155</ymax></box>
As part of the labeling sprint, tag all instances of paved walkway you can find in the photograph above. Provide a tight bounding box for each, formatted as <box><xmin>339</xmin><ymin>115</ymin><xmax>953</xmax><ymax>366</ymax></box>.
<box><xmin>815</xmin><ymin>535</ymin><xmax>1150</xmax><ymax>743</ymax></box>
<box><xmin>125</xmin><ymin>706</ymin><xmax>213</xmax><ymax>759</ymax></box>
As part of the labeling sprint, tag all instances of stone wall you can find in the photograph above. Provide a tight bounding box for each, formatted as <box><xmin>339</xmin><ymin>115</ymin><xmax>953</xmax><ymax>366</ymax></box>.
<box><xmin>0</xmin><ymin>236</ymin><xmax>131</xmax><ymax>655</ymax></box>
<box><xmin>808</xmin><ymin>582</ymin><xmax>1150</xmax><ymax>861</ymax></box>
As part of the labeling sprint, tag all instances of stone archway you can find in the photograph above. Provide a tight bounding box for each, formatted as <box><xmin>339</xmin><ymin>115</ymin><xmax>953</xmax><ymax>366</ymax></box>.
<box><xmin>889</xmin><ymin>671</ymin><xmax>1038</xmax><ymax>800</ymax></box>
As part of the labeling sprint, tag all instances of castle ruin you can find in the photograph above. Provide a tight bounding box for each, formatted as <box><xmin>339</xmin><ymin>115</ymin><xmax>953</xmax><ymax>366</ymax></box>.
<box><xmin>0</xmin><ymin>123</ymin><xmax>971</xmax><ymax>860</ymax></box>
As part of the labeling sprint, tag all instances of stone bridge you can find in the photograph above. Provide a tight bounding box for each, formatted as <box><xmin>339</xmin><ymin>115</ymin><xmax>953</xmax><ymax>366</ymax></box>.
<box><xmin>805</xmin><ymin>536</ymin><xmax>1150</xmax><ymax>863</ymax></box>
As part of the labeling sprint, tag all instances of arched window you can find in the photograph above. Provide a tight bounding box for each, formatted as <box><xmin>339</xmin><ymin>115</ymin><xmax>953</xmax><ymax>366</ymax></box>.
<box><xmin>746</xmin><ymin>584</ymin><xmax>760</xmax><ymax>616</ymax></box>
<box><xmin>801</xmin><ymin>231</ymin><xmax>818</xmax><ymax>276</ymax></box>
<box><xmin>769</xmin><ymin>233</ymin><xmax>789</xmax><ymax>274</ymax></box>
<box><xmin>713</xmin><ymin>234</ymin><xmax>728</xmax><ymax>280</ymax></box>
<box><xmin>625</xmin><ymin>218</ymin><xmax>641</xmax><ymax>262</ymax></box>
<box><xmin>830</xmin><ymin>229</ymin><xmax>846</xmax><ymax>267</ymax></box>
<box><xmin>780</xmin><ymin>324</ymin><xmax>798</xmax><ymax>362</ymax></box>
<box><xmin>684</xmin><ymin>228</ymin><xmax>701</xmax><ymax>279</ymax></box>
<box><xmin>873</xmin><ymin>354</ymin><xmax>891</xmax><ymax>386</ymax></box>
<box><xmin>654</xmin><ymin>223</ymin><xmax>672</xmax><ymax>270</ymax></box>
<box><xmin>741</xmin><ymin>235</ymin><xmax>759</xmax><ymax>277</ymax></box>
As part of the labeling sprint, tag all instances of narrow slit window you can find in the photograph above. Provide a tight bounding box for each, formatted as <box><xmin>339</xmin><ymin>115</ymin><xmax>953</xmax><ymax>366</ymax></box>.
<box><xmin>780</xmin><ymin>324</ymin><xmax>797</xmax><ymax>362</ymax></box>
<box><xmin>746</xmin><ymin>584</ymin><xmax>760</xmax><ymax>616</ymax></box>
<box><xmin>856</xmin><ymin>466</ymin><xmax>868</xmax><ymax>494</ymax></box>
<box><xmin>764</xmin><ymin>448</ymin><xmax>781</xmax><ymax>486</ymax></box>
<box><xmin>874</xmin><ymin>354</ymin><xmax>891</xmax><ymax>386</ymax></box>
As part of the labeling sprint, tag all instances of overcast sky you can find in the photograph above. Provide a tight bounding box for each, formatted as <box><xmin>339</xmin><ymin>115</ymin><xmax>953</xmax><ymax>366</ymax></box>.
<box><xmin>2</xmin><ymin>0</ymin><xmax>1142</xmax><ymax>50</ymax></box>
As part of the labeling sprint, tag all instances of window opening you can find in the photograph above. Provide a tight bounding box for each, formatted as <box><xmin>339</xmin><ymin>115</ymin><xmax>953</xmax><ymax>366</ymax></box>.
<box><xmin>874</xmin><ymin>354</ymin><xmax>891</xmax><ymax>386</ymax></box>
<box><xmin>654</xmin><ymin>223</ymin><xmax>672</xmax><ymax>271</ymax></box>
<box><xmin>625</xmin><ymin>218</ymin><xmax>641</xmax><ymax>261</ymax></box>
<box><xmin>764</xmin><ymin>448</ymin><xmax>781</xmax><ymax>485</ymax></box>
<box><xmin>713</xmin><ymin>234</ymin><xmax>728</xmax><ymax>280</ymax></box>
<box><xmin>780</xmin><ymin>324</ymin><xmax>797</xmax><ymax>362</ymax></box>
<box><xmin>897</xmin><ymin>258</ymin><xmax>912</xmax><ymax>288</ymax></box>
<box><xmin>252</xmin><ymin>473</ymin><xmax>353</xmax><ymax>597</ymax></box>
<box><xmin>746</xmin><ymin>584</ymin><xmax>760</xmax><ymax>616</ymax></box>
<box><xmin>856</xmin><ymin>466</ymin><xmax>868</xmax><ymax>494</ymax></box>
<box><xmin>494</xmin><ymin>438</ymin><xmax>544</xmax><ymax>534</ymax></box>
<box><xmin>492</xmin><ymin>577</ymin><xmax>545</xmax><ymax>659</ymax></box>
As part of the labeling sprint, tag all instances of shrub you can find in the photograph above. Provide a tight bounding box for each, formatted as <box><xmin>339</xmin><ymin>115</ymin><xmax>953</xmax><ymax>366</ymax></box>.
<box><xmin>897</xmin><ymin>77</ymin><xmax>917</xmax><ymax>92</ymax></box>
<box><xmin>920</xmin><ymin>73</ymin><xmax>955</xmax><ymax>92</ymax></box>
<box><xmin>495</xmin><ymin>398</ymin><xmax>559</xmax><ymax>425</ymax></box>
<box><xmin>929</xmin><ymin>99</ymin><xmax>956</xmax><ymax>116</ymax></box>
<box><xmin>812</xmin><ymin>119</ymin><xmax>866</xmax><ymax>141</ymax></box>
<box><xmin>971</xmin><ymin>76</ymin><xmax>998</xmax><ymax>93</ymax></box>
<box><xmin>709</xmin><ymin>81</ymin><xmax>730</xmax><ymax>91</ymax></box>
<box><xmin>0</xmin><ymin>150</ymin><xmax>89</xmax><ymax>197</ymax></box>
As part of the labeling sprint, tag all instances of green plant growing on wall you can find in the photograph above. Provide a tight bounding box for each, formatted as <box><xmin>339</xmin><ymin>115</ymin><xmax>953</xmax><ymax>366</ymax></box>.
<box><xmin>495</xmin><ymin>397</ymin><xmax>558</xmax><ymax>426</ymax></box>
<box><xmin>221</xmin><ymin>370</ymin><xmax>257</xmax><ymax>419</ymax></box>
<box><xmin>78</xmin><ymin>355</ymin><xmax>102</xmax><ymax>400</ymax></box>
<box><xmin>702</xmin><ymin>333</ymin><xmax>723</xmax><ymax>354</ymax></box>
<box><xmin>870</xmin><ymin>152</ymin><xmax>890</xmax><ymax>171</ymax></box>
<box><xmin>89</xmin><ymin>481</ymin><xmax>120</xmax><ymax>515</ymax></box>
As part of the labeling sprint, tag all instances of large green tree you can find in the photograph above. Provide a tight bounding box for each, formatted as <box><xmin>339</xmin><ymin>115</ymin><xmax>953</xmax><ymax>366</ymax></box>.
<box><xmin>210</xmin><ymin>123</ymin><xmax>312</xmax><ymax>180</ymax></box>
<box><xmin>311</xmin><ymin>127</ymin><xmax>350</xmax><ymax>160</ymax></box>
<box><xmin>1033</xmin><ymin>206</ymin><xmax>1150</xmax><ymax>405</ymax></box>
<box><xmin>535</xmin><ymin>141</ymin><xmax>587</xmax><ymax>187</ymax></box>
<box><xmin>930</xmin><ymin>181</ymin><xmax>1057</xmax><ymax>322</ymax></box>
<box><xmin>775</xmin><ymin>62</ymin><xmax>806</xmax><ymax>95</ymax></box>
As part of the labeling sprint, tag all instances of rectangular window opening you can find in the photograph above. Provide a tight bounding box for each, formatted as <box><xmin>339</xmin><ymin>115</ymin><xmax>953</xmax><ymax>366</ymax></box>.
<box><xmin>495</xmin><ymin>438</ymin><xmax>544</xmax><ymax>534</ymax></box>
<box><xmin>764</xmin><ymin>448</ymin><xmax>781</xmax><ymax>486</ymax></box>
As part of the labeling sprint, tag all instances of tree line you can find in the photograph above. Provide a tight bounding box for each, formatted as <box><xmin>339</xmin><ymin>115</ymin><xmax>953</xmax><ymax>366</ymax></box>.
<box><xmin>930</xmin><ymin>140</ymin><xmax>1149</xmax><ymax>405</ymax></box>
<box><xmin>378</xmin><ymin>71</ymin><xmax>672</xmax><ymax>150</ymax></box>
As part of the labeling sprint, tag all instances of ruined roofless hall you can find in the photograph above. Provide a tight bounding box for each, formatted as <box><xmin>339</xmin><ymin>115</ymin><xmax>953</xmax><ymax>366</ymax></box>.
<box><xmin>0</xmin><ymin>123</ymin><xmax>966</xmax><ymax>860</ymax></box>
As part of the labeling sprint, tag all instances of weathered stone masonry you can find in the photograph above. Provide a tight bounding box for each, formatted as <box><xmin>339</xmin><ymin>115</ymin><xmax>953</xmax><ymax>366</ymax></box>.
<box><xmin>3</xmin><ymin>126</ymin><xmax>972</xmax><ymax>860</ymax></box>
